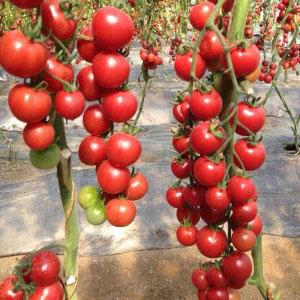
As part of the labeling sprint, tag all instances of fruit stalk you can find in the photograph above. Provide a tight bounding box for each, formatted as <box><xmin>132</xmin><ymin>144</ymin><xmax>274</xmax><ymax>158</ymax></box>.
<box><xmin>54</xmin><ymin>115</ymin><xmax>79</xmax><ymax>300</ymax></box>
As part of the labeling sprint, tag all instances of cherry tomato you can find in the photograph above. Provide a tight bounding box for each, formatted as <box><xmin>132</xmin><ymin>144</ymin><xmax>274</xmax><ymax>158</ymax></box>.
<box><xmin>41</xmin><ymin>0</ymin><xmax>77</xmax><ymax>41</ymax></box>
<box><xmin>102</xmin><ymin>90</ymin><xmax>138</xmax><ymax>122</ymax></box>
<box><xmin>0</xmin><ymin>275</ymin><xmax>24</xmax><ymax>300</ymax></box>
<box><xmin>92</xmin><ymin>51</ymin><xmax>130</xmax><ymax>89</ymax></box>
<box><xmin>209</xmin><ymin>0</ymin><xmax>234</xmax><ymax>12</ymax></box>
<box><xmin>190</xmin><ymin>122</ymin><xmax>225</xmax><ymax>156</ymax></box>
<box><xmin>125</xmin><ymin>172</ymin><xmax>148</xmax><ymax>200</ymax></box>
<box><xmin>83</xmin><ymin>104</ymin><xmax>111</xmax><ymax>135</ymax></box>
<box><xmin>192</xmin><ymin>269</ymin><xmax>209</xmax><ymax>291</ymax></box>
<box><xmin>189</xmin><ymin>2</ymin><xmax>215</xmax><ymax>30</ymax></box>
<box><xmin>107</xmin><ymin>133</ymin><xmax>141</xmax><ymax>168</ymax></box>
<box><xmin>232</xmin><ymin>201</ymin><xmax>257</xmax><ymax>223</ymax></box>
<box><xmin>190</xmin><ymin>89</ymin><xmax>223</xmax><ymax>121</ymax></box>
<box><xmin>79</xmin><ymin>135</ymin><xmax>107</xmax><ymax>166</ymax></box>
<box><xmin>207</xmin><ymin>288</ymin><xmax>229</xmax><ymax>300</ymax></box>
<box><xmin>78</xmin><ymin>185</ymin><xmax>98</xmax><ymax>210</ymax></box>
<box><xmin>172</xmin><ymin>135</ymin><xmax>190</xmax><ymax>153</ymax></box>
<box><xmin>8</xmin><ymin>84</ymin><xmax>51</xmax><ymax>123</ymax></box>
<box><xmin>207</xmin><ymin>267</ymin><xmax>228</xmax><ymax>288</ymax></box>
<box><xmin>183</xmin><ymin>185</ymin><xmax>205</xmax><ymax>207</ymax></box>
<box><xmin>196</xmin><ymin>226</ymin><xmax>227</xmax><ymax>258</ymax></box>
<box><xmin>234</xmin><ymin>139</ymin><xmax>266</xmax><ymax>171</ymax></box>
<box><xmin>221</xmin><ymin>251</ymin><xmax>252</xmax><ymax>284</ymax></box>
<box><xmin>247</xmin><ymin>215</ymin><xmax>263</xmax><ymax>236</ymax></box>
<box><xmin>92</xmin><ymin>6</ymin><xmax>134</xmax><ymax>50</ymax></box>
<box><xmin>166</xmin><ymin>186</ymin><xmax>185</xmax><ymax>208</ymax></box>
<box><xmin>77</xmin><ymin>65</ymin><xmax>105</xmax><ymax>101</ymax></box>
<box><xmin>29</xmin><ymin>251</ymin><xmax>60</xmax><ymax>286</ymax></box>
<box><xmin>173</xmin><ymin>97</ymin><xmax>190</xmax><ymax>123</ymax></box>
<box><xmin>106</xmin><ymin>198</ymin><xmax>136</xmax><ymax>227</ymax></box>
<box><xmin>171</xmin><ymin>157</ymin><xmax>191</xmax><ymax>179</ymax></box>
<box><xmin>232</xmin><ymin>227</ymin><xmax>257</xmax><ymax>252</ymax></box>
<box><xmin>200</xmin><ymin>31</ymin><xmax>224</xmax><ymax>60</ymax></box>
<box><xmin>174</xmin><ymin>52</ymin><xmax>206</xmax><ymax>81</ymax></box>
<box><xmin>23</xmin><ymin>122</ymin><xmax>55</xmax><ymax>150</ymax></box>
<box><xmin>205</xmin><ymin>186</ymin><xmax>230</xmax><ymax>210</ymax></box>
<box><xmin>29</xmin><ymin>280</ymin><xmax>63</xmax><ymax>300</ymax></box>
<box><xmin>54</xmin><ymin>90</ymin><xmax>85</xmax><ymax>120</ymax></box>
<box><xmin>176</xmin><ymin>225</ymin><xmax>197</xmax><ymax>246</ymax></box>
<box><xmin>245</xmin><ymin>66</ymin><xmax>261</xmax><ymax>83</ymax></box>
<box><xmin>235</xmin><ymin>102</ymin><xmax>265</xmax><ymax>136</ymax></box>
<box><xmin>43</xmin><ymin>56</ymin><xmax>74</xmax><ymax>93</ymax></box>
<box><xmin>176</xmin><ymin>207</ymin><xmax>200</xmax><ymax>225</ymax></box>
<box><xmin>227</xmin><ymin>176</ymin><xmax>255</xmax><ymax>205</ymax></box>
<box><xmin>200</xmin><ymin>201</ymin><xmax>227</xmax><ymax>225</ymax></box>
<box><xmin>0</xmin><ymin>30</ymin><xmax>48</xmax><ymax>78</ymax></box>
<box><xmin>96</xmin><ymin>160</ymin><xmax>130</xmax><ymax>194</ymax></box>
<box><xmin>10</xmin><ymin>0</ymin><xmax>43</xmax><ymax>8</ymax></box>
<box><xmin>86</xmin><ymin>204</ymin><xmax>106</xmax><ymax>225</ymax></box>
<box><xmin>230</xmin><ymin>45</ymin><xmax>260</xmax><ymax>78</ymax></box>
<box><xmin>194</xmin><ymin>157</ymin><xmax>226</xmax><ymax>187</ymax></box>
<box><xmin>228</xmin><ymin>288</ymin><xmax>241</xmax><ymax>300</ymax></box>
<box><xmin>77</xmin><ymin>27</ymin><xmax>99</xmax><ymax>63</ymax></box>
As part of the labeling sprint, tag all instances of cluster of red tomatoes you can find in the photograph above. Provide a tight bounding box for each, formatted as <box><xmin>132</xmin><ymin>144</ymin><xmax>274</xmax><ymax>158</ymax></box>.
<box><xmin>76</xmin><ymin>6</ymin><xmax>148</xmax><ymax>227</ymax></box>
<box><xmin>0</xmin><ymin>250</ymin><xmax>63</xmax><ymax>299</ymax></box>
<box><xmin>277</xmin><ymin>0</ymin><xmax>299</xmax><ymax>33</ymax></box>
<box><xmin>259</xmin><ymin>61</ymin><xmax>278</xmax><ymax>84</ymax></box>
<box><xmin>139</xmin><ymin>41</ymin><xmax>163</xmax><ymax>70</ymax></box>
<box><xmin>166</xmin><ymin>2</ymin><xmax>266</xmax><ymax>299</ymax></box>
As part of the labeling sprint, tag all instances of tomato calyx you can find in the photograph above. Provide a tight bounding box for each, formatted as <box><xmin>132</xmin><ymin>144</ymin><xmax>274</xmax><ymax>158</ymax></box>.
<box><xmin>22</xmin><ymin>17</ymin><xmax>44</xmax><ymax>41</ymax></box>
<box><xmin>246</xmin><ymin>134</ymin><xmax>263</xmax><ymax>146</ymax></box>
<box><xmin>207</xmin><ymin>153</ymin><xmax>224</xmax><ymax>164</ymax></box>
<box><xmin>182</xmin><ymin>218</ymin><xmax>193</xmax><ymax>227</ymax></box>
<box><xmin>170</xmin><ymin>180</ymin><xmax>182</xmax><ymax>188</ymax></box>
<box><xmin>59</xmin><ymin>0</ymin><xmax>75</xmax><ymax>20</ymax></box>
<box><xmin>244</xmin><ymin>95</ymin><xmax>263</xmax><ymax>108</ymax></box>
<box><xmin>209</xmin><ymin>123</ymin><xmax>225</xmax><ymax>140</ymax></box>
<box><xmin>122</xmin><ymin>122</ymin><xmax>141</xmax><ymax>135</ymax></box>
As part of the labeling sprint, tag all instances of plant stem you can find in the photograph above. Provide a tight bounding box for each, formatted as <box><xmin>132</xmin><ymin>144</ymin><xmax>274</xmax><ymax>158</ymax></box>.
<box><xmin>54</xmin><ymin>115</ymin><xmax>79</xmax><ymax>300</ymax></box>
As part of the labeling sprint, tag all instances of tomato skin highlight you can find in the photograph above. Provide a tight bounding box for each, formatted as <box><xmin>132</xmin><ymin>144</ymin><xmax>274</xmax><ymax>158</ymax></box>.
<box><xmin>0</xmin><ymin>274</ymin><xmax>24</xmax><ymax>300</ymax></box>
<box><xmin>171</xmin><ymin>157</ymin><xmax>191</xmax><ymax>179</ymax></box>
<box><xmin>206</xmin><ymin>267</ymin><xmax>228</xmax><ymax>288</ymax></box>
<box><xmin>0</xmin><ymin>30</ymin><xmax>48</xmax><ymax>78</ymax></box>
<box><xmin>92</xmin><ymin>6</ymin><xmax>134</xmax><ymax>50</ymax></box>
<box><xmin>183</xmin><ymin>185</ymin><xmax>205</xmax><ymax>207</ymax></box>
<box><xmin>126</xmin><ymin>172</ymin><xmax>148</xmax><ymax>200</ymax></box>
<box><xmin>106</xmin><ymin>198</ymin><xmax>136</xmax><ymax>227</ymax></box>
<box><xmin>8</xmin><ymin>84</ymin><xmax>51</xmax><ymax>123</ymax></box>
<box><xmin>176</xmin><ymin>225</ymin><xmax>197</xmax><ymax>246</ymax></box>
<box><xmin>23</xmin><ymin>122</ymin><xmax>55</xmax><ymax>150</ymax></box>
<box><xmin>29</xmin><ymin>280</ymin><xmax>64</xmax><ymax>300</ymax></box>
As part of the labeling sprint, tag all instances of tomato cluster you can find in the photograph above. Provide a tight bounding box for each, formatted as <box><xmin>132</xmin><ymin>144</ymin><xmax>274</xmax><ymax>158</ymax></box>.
<box><xmin>140</xmin><ymin>41</ymin><xmax>163</xmax><ymax>70</ymax></box>
<box><xmin>77</xmin><ymin>6</ymin><xmax>148</xmax><ymax>227</ymax></box>
<box><xmin>167</xmin><ymin>2</ymin><xmax>266</xmax><ymax>299</ymax></box>
<box><xmin>0</xmin><ymin>250</ymin><xmax>63</xmax><ymax>299</ymax></box>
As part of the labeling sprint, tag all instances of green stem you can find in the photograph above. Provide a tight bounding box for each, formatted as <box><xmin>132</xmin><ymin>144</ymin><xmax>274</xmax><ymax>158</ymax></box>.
<box><xmin>54</xmin><ymin>115</ymin><xmax>79</xmax><ymax>300</ymax></box>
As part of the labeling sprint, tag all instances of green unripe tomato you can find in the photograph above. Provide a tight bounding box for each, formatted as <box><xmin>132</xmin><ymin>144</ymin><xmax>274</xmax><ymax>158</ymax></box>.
<box><xmin>30</xmin><ymin>143</ymin><xmax>61</xmax><ymax>169</ymax></box>
<box><xmin>86</xmin><ymin>204</ymin><xmax>106</xmax><ymax>225</ymax></box>
<box><xmin>78</xmin><ymin>185</ymin><xmax>99</xmax><ymax>210</ymax></box>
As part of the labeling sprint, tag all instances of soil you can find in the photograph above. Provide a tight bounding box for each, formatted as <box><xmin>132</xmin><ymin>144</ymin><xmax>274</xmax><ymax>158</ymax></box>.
<box><xmin>0</xmin><ymin>235</ymin><xmax>299</xmax><ymax>300</ymax></box>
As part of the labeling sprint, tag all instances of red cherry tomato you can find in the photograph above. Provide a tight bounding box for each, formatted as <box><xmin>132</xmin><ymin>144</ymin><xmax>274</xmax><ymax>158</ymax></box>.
<box><xmin>92</xmin><ymin>6</ymin><xmax>134</xmax><ymax>50</ymax></box>
<box><xmin>207</xmin><ymin>267</ymin><xmax>228</xmax><ymax>288</ymax></box>
<box><xmin>194</xmin><ymin>157</ymin><xmax>226</xmax><ymax>187</ymax></box>
<box><xmin>79</xmin><ymin>135</ymin><xmax>107</xmax><ymax>166</ymax></box>
<box><xmin>172</xmin><ymin>135</ymin><xmax>190</xmax><ymax>153</ymax></box>
<box><xmin>200</xmin><ymin>201</ymin><xmax>227</xmax><ymax>225</ymax></box>
<box><xmin>190</xmin><ymin>122</ymin><xmax>225</xmax><ymax>156</ymax></box>
<box><xmin>29</xmin><ymin>251</ymin><xmax>60</xmax><ymax>286</ymax></box>
<box><xmin>54</xmin><ymin>90</ymin><xmax>85</xmax><ymax>120</ymax></box>
<box><xmin>198</xmin><ymin>290</ymin><xmax>208</xmax><ymax>300</ymax></box>
<box><xmin>227</xmin><ymin>288</ymin><xmax>241</xmax><ymax>300</ymax></box>
<box><xmin>183</xmin><ymin>185</ymin><xmax>205</xmax><ymax>207</ymax></box>
<box><xmin>207</xmin><ymin>288</ymin><xmax>229</xmax><ymax>300</ymax></box>
<box><xmin>23</xmin><ymin>122</ymin><xmax>55</xmax><ymax>150</ymax></box>
<box><xmin>190</xmin><ymin>89</ymin><xmax>223</xmax><ymax>121</ymax></box>
<box><xmin>234</xmin><ymin>139</ymin><xmax>266</xmax><ymax>171</ymax></box>
<box><xmin>171</xmin><ymin>157</ymin><xmax>191</xmax><ymax>179</ymax></box>
<box><xmin>205</xmin><ymin>186</ymin><xmax>230</xmax><ymax>210</ymax></box>
<box><xmin>196</xmin><ymin>226</ymin><xmax>227</xmax><ymax>258</ymax></box>
<box><xmin>102</xmin><ymin>90</ymin><xmax>138</xmax><ymax>122</ymax></box>
<box><xmin>174</xmin><ymin>52</ymin><xmax>206</xmax><ymax>81</ymax></box>
<box><xmin>96</xmin><ymin>160</ymin><xmax>130</xmax><ymax>194</ymax></box>
<box><xmin>83</xmin><ymin>104</ymin><xmax>111</xmax><ymax>135</ymax></box>
<box><xmin>77</xmin><ymin>27</ymin><xmax>99</xmax><ymax>63</ymax></box>
<box><xmin>221</xmin><ymin>251</ymin><xmax>252</xmax><ymax>284</ymax></box>
<box><xmin>200</xmin><ymin>31</ymin><xmax>225</xmax><ymax>60</ymax></box>
<box><xmin>176</xmin><ymin>207</ymin><xmax>200</xmax><ymax>225</ymax></box>
<box><xmin>176</xmin><ymin>225</ymin><xmax>197</xmax><ymax>246</ymax></box>
<box><xmin>41</xmin><ymin>0</ymin><xmax>77</xmax><ymax>41</ymax></box>
<box><xmin>227</xmin><ymin>176</ymin><xmax>255</xmax><ymax>205</ymax></box>
<box><xmin>0</xmin><ymin>275</ymin><xmax>24</xmax><ymax>300</ymax></box>
<box><xmin>230</xmin><ymin>45</ymin><xmax>260</xmax><ymax>78</ymax></box>
<box><xmin>8</xmin><ymin>84</ymin><xmax>51</xmax><ymax>123</ymax></box>
<box><xmin>232</xmin><ymin>201</ymin><xmax>257</xmax><ymax>223</ymax></box>
<box><xmin>0</xmin><ymin>30</ymin><xmax>48</xmax><ymax>78</ymax></box>
<box><xmin>77</xmin><ymin>65</ymin><xmax>105</xmax><ymax>101</ymax></box>
<box><xmin>29</xmin><ymin>280</ymin><xmax>63</xmax><ymax>300</ymax></box>
<box><xmin>125</xmin><ymin>172</ymin><xmax>148</xmax><ymax>200</ymax></box>
<box><xmin>192</xmin><ymin>269</ymin><xmax>209</xmax><ymax>291</ymax></box>
<box><xmin>166</xmin><ymin>186</ymin><xmax>185</xmax><ymax>208</ymax></box>
<box><xmin>173</xmin><ymin>97</ymin><xmax>190</xmax><ymax>123</ymax></box>
<box><xmin>235</xmin><ymin>102</ymin><xmax>265</xmax><ymax>136</ymax></box>
<box><xmin>43</xmin><ymin>56</ymin><xmax>74</xmax><ymax>93</ymax></box>
<box><xmin>106</xmin><ymin>198</ymin><xmax>136</xmax><ymax>227</ymax></box>
<box><xmin>92</xmin><ymin>51</ymin><xmax>130</xmax><ymax>89</ymax></box>
<box><xmin>10</xmin><ymin>0</ymin><xmax>43</xmax><ymax>8</ymax></box>
<box><xmin>107</xmin><ymin>132</ymin><xmax>141</xmax><ymax>168</ymax></box>
<box><xmin>232</xmin><ymin>227</ymin><xmax>257</xmax><ymax>252</ymax></box>
<box><xmin>189</xmin><ymin>2</ymin><xmax>215</xmax><ymax>30</ymax></box>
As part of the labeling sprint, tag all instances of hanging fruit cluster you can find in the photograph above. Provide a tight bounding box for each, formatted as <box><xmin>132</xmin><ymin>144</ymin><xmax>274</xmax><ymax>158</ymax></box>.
<box><xmin>77</xmin><ymin>6</ymin><xmax>148</xmax><ymax>227</ymax></box>
<box><xmin>140</xmin><ymin>41</ymin><xmax>163</xmax><ymax>70</ymax></box>
<box><xmin>0</xmin><ymin>250</ymin><xmax>63</xmax><ymax>299</ymax></box>
<box><xmin>166</xmin><ymin>1</ymin><xmax>267</xmax><ymax>299</ymax></box>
